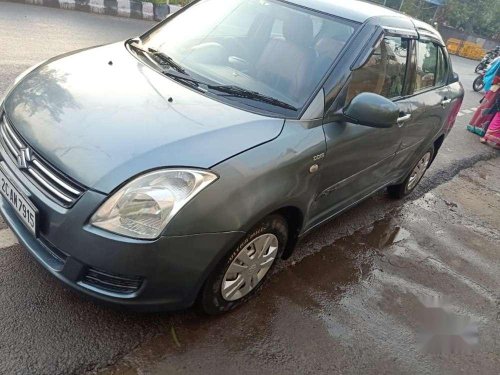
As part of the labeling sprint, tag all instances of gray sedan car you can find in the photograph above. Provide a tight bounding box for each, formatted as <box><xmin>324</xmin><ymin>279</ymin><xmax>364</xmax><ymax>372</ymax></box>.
<box><xmin>0</xmin><ymin>0</ymin><xmax>463</xmax><ymax>314</ymax></box>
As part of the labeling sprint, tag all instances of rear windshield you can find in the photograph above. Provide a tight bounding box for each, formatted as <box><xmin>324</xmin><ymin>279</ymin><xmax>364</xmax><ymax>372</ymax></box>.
<box><xmin>142</xmin><ymin>0</ymin><xmax>358</xmax><ymax>115</ymax></box>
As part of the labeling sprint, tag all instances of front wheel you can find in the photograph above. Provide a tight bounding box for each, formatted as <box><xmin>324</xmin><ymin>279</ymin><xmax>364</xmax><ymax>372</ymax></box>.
<box><xmin>387</xmin><ymin>146</ymin><xmax>434</xmax><ymax>199</ymax></box>
<box><xmin>473</xmin><ymin>75</ymin><xmax>484</xmax><ymax>92</ymax></box>
<box><xmin>198</xmin><ymin>214</ymin><xmax>288</xmax><ymax>315</ymax></box>
<box><xmin>474</xmin><ymin>62</ymin><xmax>485</xmax><ymax>73</ymax></box>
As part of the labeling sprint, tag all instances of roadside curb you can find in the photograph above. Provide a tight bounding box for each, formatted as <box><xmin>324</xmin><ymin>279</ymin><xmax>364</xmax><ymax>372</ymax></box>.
<box><xmin>1</xmin><ymin>0</ymin><xmax>182</xmax><ymax>21</ymax></box>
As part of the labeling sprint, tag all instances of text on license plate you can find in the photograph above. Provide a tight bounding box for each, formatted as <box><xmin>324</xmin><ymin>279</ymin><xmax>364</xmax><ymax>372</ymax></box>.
<box><xmin>0</xmin><ymin>169</ymin><xmax>37</xmax><ymax>235</ymax></box>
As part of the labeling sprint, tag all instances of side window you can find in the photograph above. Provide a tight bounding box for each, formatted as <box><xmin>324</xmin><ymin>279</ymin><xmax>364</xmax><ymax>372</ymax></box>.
<box><xmin>415</xmin><ymin>41</ymin><xmax>447</xmax><ymax>91</ymax></box>
<box><xmin>346</xmin><ymin>36</ymin><xmax>409</xmax><ymax>103</ymax></box>
<box><xmin>436</xmin><ymin>46</ymin><xmax>448</xmax><ymax>86</ymax></box>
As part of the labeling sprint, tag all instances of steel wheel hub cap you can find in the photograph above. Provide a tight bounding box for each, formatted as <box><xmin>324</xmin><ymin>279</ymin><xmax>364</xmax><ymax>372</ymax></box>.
<box><xmin>407</xmin><ymin>152</ymin><xmax>431</xmax><ymax>191</ymax></box>
<box><xmin>221</xmin><ymin>233</ymin><xmax>279</xmax><ymax>302</ymax></box>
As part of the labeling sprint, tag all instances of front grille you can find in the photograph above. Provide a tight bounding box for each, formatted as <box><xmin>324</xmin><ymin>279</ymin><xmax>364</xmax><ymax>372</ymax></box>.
<box><xmin>80</xmin><ymin>267</ymin><xmax>144</xmax><ymax>295</ymax></box>
<box><xmin>0</xmin><ymin>114</ymin><xmax>84</xmax><ymax>207</ymax></box>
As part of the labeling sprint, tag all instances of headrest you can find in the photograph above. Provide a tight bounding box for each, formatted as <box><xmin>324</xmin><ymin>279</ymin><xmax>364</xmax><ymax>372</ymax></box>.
<box><xmin>283</xmin><ymin>13</ymin><xmax>314</xmax><ymax>48</ymax></box>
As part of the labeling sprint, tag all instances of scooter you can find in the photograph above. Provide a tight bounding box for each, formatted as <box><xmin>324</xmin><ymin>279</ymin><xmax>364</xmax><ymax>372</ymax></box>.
<box><xmin>475</xmin><ymin>48</ymin><xmax>499</xmax><ymax>73</ymax></box>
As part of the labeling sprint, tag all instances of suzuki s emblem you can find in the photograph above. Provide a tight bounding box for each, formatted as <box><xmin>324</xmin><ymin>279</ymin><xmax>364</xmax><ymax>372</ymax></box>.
<box><xmin>17</xmin><ymin>147</ymin><xmax>32</xmax><ymax>170</ymax></box>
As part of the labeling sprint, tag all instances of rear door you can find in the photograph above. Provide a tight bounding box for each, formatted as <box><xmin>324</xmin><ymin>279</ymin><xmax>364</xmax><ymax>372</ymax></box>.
<box><xmin>389</xmin><ymin>39</ymin><xmax>454</xmax><ymax>179</ymax></box>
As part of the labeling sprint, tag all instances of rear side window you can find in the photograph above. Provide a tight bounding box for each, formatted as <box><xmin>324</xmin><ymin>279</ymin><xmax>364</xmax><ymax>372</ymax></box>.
<box><xmin>436</xmin><ymin>46</ymin><xmax>448</xmax><ymax>86</ymax></box>
<box><xmin>415</xmin><ymin>41</ymin><xmax>447</xmax><ymax>91</ymax></box>
<box><xmin>346</xmin><ymin>36</ymin><xmax>409</xmax><ymax>103</ymax></box>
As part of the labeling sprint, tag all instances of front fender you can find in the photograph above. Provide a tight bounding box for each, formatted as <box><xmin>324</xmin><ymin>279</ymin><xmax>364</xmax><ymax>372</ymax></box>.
<box><xmin>164</xmin><ymin>120</ymin><xmax>327</xmax><ymax>236</ymax></box>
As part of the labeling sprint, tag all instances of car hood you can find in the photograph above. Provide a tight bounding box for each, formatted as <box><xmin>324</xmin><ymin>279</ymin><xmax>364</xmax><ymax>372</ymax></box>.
<box><xmin>3</xmin><ymin>43</ymin><xmax>284</xmax><ymax>193</ymax></box>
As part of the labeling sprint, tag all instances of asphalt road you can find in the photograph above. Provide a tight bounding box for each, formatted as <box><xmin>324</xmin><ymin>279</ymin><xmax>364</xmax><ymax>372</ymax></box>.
<box><xmin>0</xmin><ymin>3</ymin><xmax>499</xmax><ymax>375</ymax></box>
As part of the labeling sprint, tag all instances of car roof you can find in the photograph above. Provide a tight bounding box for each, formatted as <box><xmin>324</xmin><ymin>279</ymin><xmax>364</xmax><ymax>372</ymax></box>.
<box><xmin>287</xmin><ymin>0</ymin><xmax>408</xmax><ymax>23</ymax></box>
<box><xmin>286</xmin><ymin>0</ymin><xmax>444</xmax><ymax>44</ymax></box>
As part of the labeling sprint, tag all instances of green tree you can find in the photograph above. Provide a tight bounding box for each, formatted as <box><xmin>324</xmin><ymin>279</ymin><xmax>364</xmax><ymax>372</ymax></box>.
<box><xmin>369</xmin><ymin>0</ymin><xmax>499</xmax><ymax>39</ymax></box>
<box><xmin>442</xmin><ymin>0</ymin><xmax>500</xmax><ymax>39</ymax></box>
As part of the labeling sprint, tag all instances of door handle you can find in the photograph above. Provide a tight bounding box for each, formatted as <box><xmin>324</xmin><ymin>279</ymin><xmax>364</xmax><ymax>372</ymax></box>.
<box><xmin>397</xmin><ymin>114</ymin><xmax>411</xmax><ymax>124</ymax></box>
<box><xmin>441</xmin><ymin>98</ymin><xmax>452</xmax><ymax>107</ymax></box>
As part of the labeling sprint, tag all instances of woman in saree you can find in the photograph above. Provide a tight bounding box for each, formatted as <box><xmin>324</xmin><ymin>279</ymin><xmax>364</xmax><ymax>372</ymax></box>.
<box><xmin>467</xmin><ymin>59</ymin><xmax>500</xmax><ymax>137</ymax></box>
<box><xmin>481</xmin><ymin>112</ymin><xmax>500</xmax><ymax>149</ymax></box>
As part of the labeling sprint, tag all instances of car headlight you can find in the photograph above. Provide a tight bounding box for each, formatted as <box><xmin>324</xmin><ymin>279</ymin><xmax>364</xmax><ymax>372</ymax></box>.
<box><xmin>90</xmin><ymin>169</ymin><xmax>217</xmax><ymax>239</ymax></box>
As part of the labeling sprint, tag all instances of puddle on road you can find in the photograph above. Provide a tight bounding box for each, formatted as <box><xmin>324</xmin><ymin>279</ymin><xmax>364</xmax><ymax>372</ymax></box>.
<box><xmin>99</xmin><ymin>217</ymin><xmax>413</xmax><ymax>372</ymax></box>
<box><xmin>98</xmin><ymin>214</ymin><xmax>483</xmax><ymax>374</ymax></box>
<box><xmin>268</xmin><ymin>216</ymin><xmax>412</xmax><ymax>310</ymax></box>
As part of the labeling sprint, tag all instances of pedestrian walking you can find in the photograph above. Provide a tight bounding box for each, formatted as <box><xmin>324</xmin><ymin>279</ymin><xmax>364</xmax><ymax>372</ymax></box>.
<box><xmin>480</xmin><ymin>112</ymin><xmax>500</xmax><ymax>149</ymax></box>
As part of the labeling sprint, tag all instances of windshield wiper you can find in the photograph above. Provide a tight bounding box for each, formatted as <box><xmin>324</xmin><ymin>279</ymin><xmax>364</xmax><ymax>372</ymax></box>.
<box><xmin>208</xmin><ymin>85</ymin><xmax>298</xmax><ymax>111</ymax></box>
<box><xmin>148</xmin><ymin>48</ymin><xmax>187</xmax><ymax>75</ymax></box>
<box><xmin>160</xmin><ymin>73</ymin><xmax>296</xmax><ymax>111</ymax></box>
<box><xmin>127</xmin><ymin>39</ymin><xmax>187</xmax><ymax>75</ymax></box>
<box><xmin>128</xmin><ymin>39</ymin><xmax>297</xmax><ymax>111</ymax></box>
<box><xmin>162</xmin><ymin>71</ymin><xmax>207</xmax><ymax>93</ymax></box>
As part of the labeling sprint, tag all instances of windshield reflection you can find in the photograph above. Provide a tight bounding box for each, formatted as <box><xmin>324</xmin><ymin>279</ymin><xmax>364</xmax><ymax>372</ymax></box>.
<box><xmin>143</xmin><ymin>0</ymin><xmax>357</xmax><ymax>112</ymax></box>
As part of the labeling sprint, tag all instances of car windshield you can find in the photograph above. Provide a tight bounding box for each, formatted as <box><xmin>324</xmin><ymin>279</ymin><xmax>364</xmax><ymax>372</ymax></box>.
<box><xmin>141</xmin><ymin>0</ymin><xmax>357</xmax><ymax>114</ymax></box>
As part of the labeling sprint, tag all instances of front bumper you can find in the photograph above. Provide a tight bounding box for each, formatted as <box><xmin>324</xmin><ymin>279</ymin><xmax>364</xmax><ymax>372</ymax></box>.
<box><xmin>0</xmin><ymin>154</ymin><xmax>243</xmax><ymax>311</ymax></box>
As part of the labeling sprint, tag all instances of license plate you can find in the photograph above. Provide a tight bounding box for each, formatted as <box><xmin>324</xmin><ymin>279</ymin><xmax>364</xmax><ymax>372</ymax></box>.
<box><xmin>0</xmin><ymin>167</ymin><xmax>37</xmax><ymax>235</ymax></box>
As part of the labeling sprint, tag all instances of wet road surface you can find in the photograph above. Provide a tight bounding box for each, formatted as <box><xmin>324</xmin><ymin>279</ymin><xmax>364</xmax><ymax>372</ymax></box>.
<box><xmin>0</xmin><ymin>3</ymin><xmax>499</xmax><ymax>374</ymax></box>
<box><xmin>99</xmin><ymin>159</ymin><xmax>500</xmax><ymax>375</ymax></box>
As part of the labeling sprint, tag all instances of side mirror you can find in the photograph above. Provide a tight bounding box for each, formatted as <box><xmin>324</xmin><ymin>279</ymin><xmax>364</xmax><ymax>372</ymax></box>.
<box><xmin>343</xmin><ymin>92</ymin><xmax>399</xmax><ymax>128</ymax></box>
<box><xmin>450</xmin><ymin>72</ymin><xmax>460</xmax><ymax>83</ymax></box>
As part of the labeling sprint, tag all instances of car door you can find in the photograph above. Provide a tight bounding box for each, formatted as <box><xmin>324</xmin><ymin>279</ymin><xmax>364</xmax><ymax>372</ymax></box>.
<box><xmin>308</xmin><ymin>35</ymin><xmax>411</xmax><ymax>226</ymax></box>
<box><xmin>389</xmin><ymin>39</ymin><xmax>455</xmax><ymax>179</ymax></box>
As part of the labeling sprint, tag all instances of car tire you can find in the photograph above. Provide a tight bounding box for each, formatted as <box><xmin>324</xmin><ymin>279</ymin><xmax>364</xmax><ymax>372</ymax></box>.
<box><xmin>198</xmin><ymin>214</ymin><xmax>288</xmax><ymax>315</ymax></box>
<box><xmin>387</xmin><ymin>146</ymin><xmax>434</xmax><ymax>199</ymax></box>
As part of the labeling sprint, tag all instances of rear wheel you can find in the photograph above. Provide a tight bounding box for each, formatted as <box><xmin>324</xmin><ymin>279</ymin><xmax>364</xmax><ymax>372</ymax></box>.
<box><xmin>387</xmin><ymin>146</ymin><xmax>434</xmax><ymax>199</ymax></box>
<box><xmin>198</xmin><ymin>215</ymin><xmax>288</xmax><ymax>315</ymax></box>
<box><xmin>473</xmin><ymin>75</ymin><xmax>484</xmax><ymax>92</ymax></box>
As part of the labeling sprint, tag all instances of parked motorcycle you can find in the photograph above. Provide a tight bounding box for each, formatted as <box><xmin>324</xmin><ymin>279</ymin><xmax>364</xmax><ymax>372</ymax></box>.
<box><xmin>475</xmin><ymin>47</ymin><xmax>500</xmax><ymax>73</ymax></box>
<box><xmin>473</xmin><ymin>70</ymin><xmax>485</xmax><ymax>92</ymax></box>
